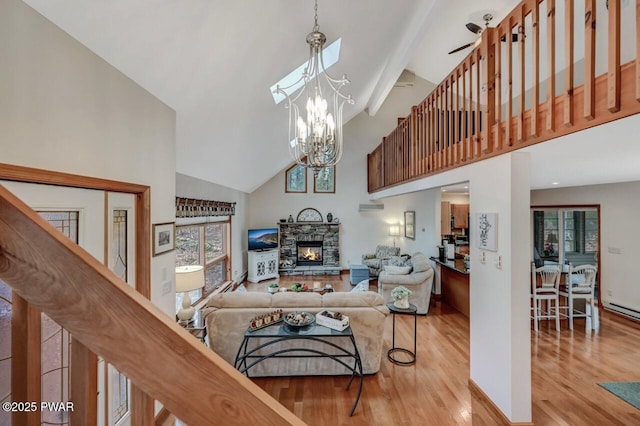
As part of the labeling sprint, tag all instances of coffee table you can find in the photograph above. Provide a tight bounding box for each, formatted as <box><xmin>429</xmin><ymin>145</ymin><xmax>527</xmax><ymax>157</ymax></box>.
<box><xmin>234</xmin><ymin>321</ymin><xmax>363</xmax><ymax>416</ymax></box>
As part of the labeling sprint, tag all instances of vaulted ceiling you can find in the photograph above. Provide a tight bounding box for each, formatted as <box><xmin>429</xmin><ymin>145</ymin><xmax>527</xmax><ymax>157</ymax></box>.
<box><xmin>21</xmin><ymin>0</ymin><xmax>522</xmax><ymax>192</ymax></box>
<box><xmin>20</xmin><ymin>0</ymin><xmax>640</xmax><ymax>193</ymax></box>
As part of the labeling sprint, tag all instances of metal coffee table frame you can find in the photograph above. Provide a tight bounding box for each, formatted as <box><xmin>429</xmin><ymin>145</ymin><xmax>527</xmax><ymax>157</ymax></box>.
<box><xmin>234</xmin><ymin>322</ymin><xmax>363</xmax><ymax>416</ymax></box>
<box><xmin>386</xmin><ymin>302</ymin><xmax>417</xmax><ymax>365</ymax></box>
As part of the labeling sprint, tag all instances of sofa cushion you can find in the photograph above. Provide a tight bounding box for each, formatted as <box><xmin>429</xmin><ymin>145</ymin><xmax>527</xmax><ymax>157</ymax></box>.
<box><xmin>411</xmin><ymin>252</ymin><xmax>430</xmax><ymax>273</ymax></box>
<box><xmin>384</xmin><ymin>265</ymin><xmax>412</xmax><ymax>275</ymax></box>
<box><xmin>323</xmin><ymin>291</ymin><xmax>384</xmax><ymax>308</ymax></box>
<box><xmin>271</xmin><ymin>291</ymin><xmax>322</xmax><ymax>307</ymax></box>
<box><xmin>206</xmin><ymin>291</ymin><xmax>272</xmax><ymax>308</ymax></box>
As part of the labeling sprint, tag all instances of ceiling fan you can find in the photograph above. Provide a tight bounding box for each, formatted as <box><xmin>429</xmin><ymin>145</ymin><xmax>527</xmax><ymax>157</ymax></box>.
<box><xmin>448</xmin><ymin>13</ymin><xmax>520</xmax><ymax>55</ymax></box>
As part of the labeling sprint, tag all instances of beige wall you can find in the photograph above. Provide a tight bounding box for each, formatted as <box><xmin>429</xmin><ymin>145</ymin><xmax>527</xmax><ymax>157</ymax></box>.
<box><xmin>0</xmin><ymin>0</ymin><xmax>177</xmax><ymax>315</ymax></box>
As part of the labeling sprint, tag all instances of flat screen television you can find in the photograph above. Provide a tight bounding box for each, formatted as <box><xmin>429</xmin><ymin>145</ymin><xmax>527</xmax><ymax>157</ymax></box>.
<box><xmin>248</xmin><ymin>228</ymin><xmax>279</xmax><ymax>251</ymax></box>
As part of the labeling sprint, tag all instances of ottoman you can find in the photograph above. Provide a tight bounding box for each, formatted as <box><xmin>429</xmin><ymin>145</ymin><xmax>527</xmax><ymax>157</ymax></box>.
<box><xmin>350</xmin><ymin>264</ymin><xmax>370</xmax><ymax>284</ymax></box>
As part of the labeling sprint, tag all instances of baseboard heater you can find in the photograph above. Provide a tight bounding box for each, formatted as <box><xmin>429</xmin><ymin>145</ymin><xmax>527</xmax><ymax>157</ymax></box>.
<box><xmin>607</xmin><ymin>302</ymin><xmax>640</xmax><ymax>321</ymax></box>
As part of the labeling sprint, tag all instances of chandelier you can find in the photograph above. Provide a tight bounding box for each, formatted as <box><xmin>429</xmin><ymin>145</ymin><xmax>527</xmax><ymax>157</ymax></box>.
<box><xmin>274</xmin><ymin>0</ymin><xmax>354</xmax><ymax>176</ymax></box>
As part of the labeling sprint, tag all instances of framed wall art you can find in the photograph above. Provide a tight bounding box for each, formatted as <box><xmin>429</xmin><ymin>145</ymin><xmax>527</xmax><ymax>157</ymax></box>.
<box><xmin>285</xmin><ymin>164</ymin><xmax>307</xmax><ymax>193</ymax></box>
<box><xmin>404</xmin><ymin>211</ymin><xmax>415</xmax><ymax>239</ymax></box>
<box><xmin>476</xmin><ymin>213</ymin><xmax>498</xmax><ymax>251</ymax></box>
<box><xmin>153</xmin><ymin>222</ymin><xmax>175</xmax><ymax>256</ymax></box>
<box><xmin>314</xmin><ymin>166</ymin><xmax>335</xmax><ymax>193</ymax></box>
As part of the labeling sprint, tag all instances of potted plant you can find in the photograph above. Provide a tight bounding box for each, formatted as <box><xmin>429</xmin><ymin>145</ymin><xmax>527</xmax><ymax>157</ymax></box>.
<box><xmin>464</xmin><ymin>254</ymin><xmax>470</xmax><ymax>270</ymax></box>
<box><xmin>391</xmin><ymin>286</ymin><xmax>412</xmax><ymax>309</ymax></box>
<box><xmin>267</xmin><ymin>282</ymin><xmax>279</xmax><ymax>293</ymax></box>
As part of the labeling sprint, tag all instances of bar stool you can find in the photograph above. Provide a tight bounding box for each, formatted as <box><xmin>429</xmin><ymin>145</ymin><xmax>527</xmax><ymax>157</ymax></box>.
<box><xmin>531</xmin><ymin>264</ymin><xmax>561</xmax><ymax>332</ymax></box>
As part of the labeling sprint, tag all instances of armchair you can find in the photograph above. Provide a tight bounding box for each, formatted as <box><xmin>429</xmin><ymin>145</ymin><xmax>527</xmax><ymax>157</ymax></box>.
<box><xmin>362</xmin><ymin>245</ymin><xmax>401</xmax><ymax>277</ymax></box>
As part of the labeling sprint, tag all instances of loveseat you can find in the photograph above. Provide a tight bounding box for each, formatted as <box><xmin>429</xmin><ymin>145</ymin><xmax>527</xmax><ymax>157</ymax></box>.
<box><xmin>202</xmin><ymin>291</ymin><xmax>389</xmax><ymax>376</ymax></box>
<box><xmin>378</xmin><ymin>252</ymin><xmax>434</xmax><ymax>314</ymax></box>
<box><xmin>362</xmin><ymin>244</ymin><xmax>401</xmax><ymax>277</ymax></box>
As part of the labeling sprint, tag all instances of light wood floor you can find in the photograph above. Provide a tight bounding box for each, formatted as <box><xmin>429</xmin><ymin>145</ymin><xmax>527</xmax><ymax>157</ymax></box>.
<box><xmin>169</xmin><ymin>274</ymin><xmax>640</xmax><ymax>425</ymax></box>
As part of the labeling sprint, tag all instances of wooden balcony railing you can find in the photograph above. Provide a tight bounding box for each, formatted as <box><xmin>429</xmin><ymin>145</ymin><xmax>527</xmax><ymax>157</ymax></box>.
<box><xmin>368</xmin><ymin>0</ymin><xmax>640</xmax><ymax>193</ymax></box>
<box><xmin>0</xmin><ymin>184</ymin><xmax>304</xmax><ymax>426</ymax></box>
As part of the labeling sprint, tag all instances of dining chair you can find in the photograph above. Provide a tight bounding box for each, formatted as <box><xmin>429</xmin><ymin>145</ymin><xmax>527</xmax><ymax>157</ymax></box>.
<box><xmin>531</xmin><ymin>264</ymin><xmax>561</xmax><ymax>332</ymax></box>
<box><xmin>559</xmin><ymin>264</ymin><xmax>598</xmax><ymax>331</ymax></box>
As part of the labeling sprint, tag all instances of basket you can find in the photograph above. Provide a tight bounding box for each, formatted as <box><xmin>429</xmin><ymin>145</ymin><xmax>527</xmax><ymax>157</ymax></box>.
<box><xmin>316</xmin><ymin>310</ymin><xmax>349</xmax><ymax>331</ymax></box>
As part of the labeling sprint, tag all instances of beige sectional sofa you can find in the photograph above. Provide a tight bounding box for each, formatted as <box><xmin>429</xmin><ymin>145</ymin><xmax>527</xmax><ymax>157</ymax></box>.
<box><xmin>203</xmin><ymin>291</ymin><xmax>389</xmax><ymax>376</ymax></box>
<box><xmin>378</xmin><ymin>252</ymin><xmax>434</xmax><ymax>314</ymax></box>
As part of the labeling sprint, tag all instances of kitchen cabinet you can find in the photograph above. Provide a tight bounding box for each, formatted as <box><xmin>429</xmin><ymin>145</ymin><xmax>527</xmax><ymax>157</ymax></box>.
<box><xmin>441</xmin><ymin>201</ymin><xmax>451</xmax><ymax>235</ymax></box>
<box><xmin>452</xmin><ymin>204</ymin><xmax>469</xmax><ymax>229</ymax></box>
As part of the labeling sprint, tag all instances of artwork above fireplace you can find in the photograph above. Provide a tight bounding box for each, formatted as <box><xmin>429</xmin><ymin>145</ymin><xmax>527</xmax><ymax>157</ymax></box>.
<box><xmin>297</xmin><ymin>241</ymin><xmax>323</xmax><ymax>266</ymax></box>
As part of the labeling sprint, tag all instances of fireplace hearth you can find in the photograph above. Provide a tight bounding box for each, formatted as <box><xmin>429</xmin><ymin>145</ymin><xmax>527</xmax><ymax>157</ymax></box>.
<box><xmin>297</xmin><ymin>241</ymin><xmax>323</xmax><ymax>266</ymax></box>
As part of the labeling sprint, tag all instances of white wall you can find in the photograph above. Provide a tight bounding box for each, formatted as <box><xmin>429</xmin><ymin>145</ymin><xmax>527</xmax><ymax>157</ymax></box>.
<box><xmin>532</xmin><ymin>180</ymin><xmax>640</xmax><ymax>313</ymax></box>
<box><xmin>176</xmin><ymin>173</ymin><xmax>249</xmax><ymax>283</ymax></box>
<box><xmin>0</xmin><ymin>0</ymin><xmax>176</xmax><ymax>315</ymax></box>
<box><xmin>249</xmin><ymin>77</ymin><xmax>437</xmax><ymax>266</ymax></box>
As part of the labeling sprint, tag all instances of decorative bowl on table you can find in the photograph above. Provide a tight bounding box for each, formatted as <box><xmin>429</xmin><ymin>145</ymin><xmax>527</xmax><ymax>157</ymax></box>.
<box><xmin>283</xmin><ymin>311</ymin><xmax>315</xmax><ymax>327</ymax></box>
<box><xmin>290</xmin><ymin>283</ymin><xmax>309</xmax><ymax>292</ymax></box>
<box><xmin>267</xmin><ymin>283</ymin><xmax>279</xmax><ymax>293</ymax></box>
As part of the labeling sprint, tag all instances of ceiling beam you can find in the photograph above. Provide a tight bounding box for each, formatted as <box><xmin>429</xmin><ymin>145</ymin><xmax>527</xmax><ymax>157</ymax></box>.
<box><xmin>366</xmin><ymin>0</ymin><xmax>445</xmax><ymax>116</ymax></box>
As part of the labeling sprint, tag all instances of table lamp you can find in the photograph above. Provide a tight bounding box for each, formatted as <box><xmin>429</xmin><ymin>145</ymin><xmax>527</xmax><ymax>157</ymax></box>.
<box><xmin>175</xmin><ymin>265</ymin><xmax>205</xmax><ymax>323</ymax></box>
<box><xmin>389</xmin><ymin>224</ymin><xmax>401</xmax><ymax>247</ymax></box>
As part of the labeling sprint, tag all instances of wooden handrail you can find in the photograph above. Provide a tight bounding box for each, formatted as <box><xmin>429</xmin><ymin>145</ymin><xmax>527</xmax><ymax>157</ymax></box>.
<box><xmin>368</xmin><ymin>0</ymin><xmax>640</xmax><ymax>193</ymax></box>
<box><xmin>0</xmin><ymin>184</ymin><xmax>305</xmax><ymax>426</ymax></box>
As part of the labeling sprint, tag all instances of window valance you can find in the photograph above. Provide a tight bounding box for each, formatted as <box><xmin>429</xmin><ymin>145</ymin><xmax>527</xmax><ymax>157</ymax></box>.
<box><xmin>176</xmin><ymin>197</ymin><xmax>236</xmax><ymax>218</ymax></box>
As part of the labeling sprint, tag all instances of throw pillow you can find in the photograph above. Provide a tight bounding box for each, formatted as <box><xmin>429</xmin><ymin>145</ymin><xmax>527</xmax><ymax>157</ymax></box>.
<box><xmin>384</xmin><ymin>265</ymin><xmax>412</xmax><ymax>275</ymax></box>
<box><xmin>350</xmin><ymin>279</ymin><xmax>370</xmax><ymax>292</ymax></box>
<box><xmin>411</xmin><ymin>254</ymin><xmax>430</xmax><ymax>273</ymax></box>
<box><xmin>388</xmin><ymin>255</ymin><xmax>411</xmax><ymax>266</ymax></box>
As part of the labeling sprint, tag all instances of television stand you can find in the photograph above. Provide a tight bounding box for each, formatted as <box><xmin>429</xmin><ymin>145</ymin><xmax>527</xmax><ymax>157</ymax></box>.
<box><xmin>248</xmin><ymin>249</ymin><xmax>279</xmax><ymax>283</ymax></box>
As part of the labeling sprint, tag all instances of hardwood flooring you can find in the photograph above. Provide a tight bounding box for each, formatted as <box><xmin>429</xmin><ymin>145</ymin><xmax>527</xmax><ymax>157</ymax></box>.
<box><xmin>170</xmin><ymin>274</ymin><xmax>640</xmax><ymax>425</ymax></box>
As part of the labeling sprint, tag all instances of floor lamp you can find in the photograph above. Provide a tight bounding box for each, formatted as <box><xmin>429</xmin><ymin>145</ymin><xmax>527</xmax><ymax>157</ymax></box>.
<box><xmin>389</xmin><ymin>224</ymin><xmax>401</xmax><ymax>247</ymax></box>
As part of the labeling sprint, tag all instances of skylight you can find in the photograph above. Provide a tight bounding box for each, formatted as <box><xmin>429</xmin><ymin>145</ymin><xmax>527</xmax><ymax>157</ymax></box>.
<box><xmin>270</xmin><ymin>38</ymin><xmax>342</xmax><ymax>104</ymax></box>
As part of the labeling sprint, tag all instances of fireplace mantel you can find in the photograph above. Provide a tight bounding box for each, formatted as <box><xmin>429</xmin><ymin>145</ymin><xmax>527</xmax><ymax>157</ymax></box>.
<box><xmin>278</xmin><ymin>222</ymin><xmax>340</xmax><ymax>275</ymax></box>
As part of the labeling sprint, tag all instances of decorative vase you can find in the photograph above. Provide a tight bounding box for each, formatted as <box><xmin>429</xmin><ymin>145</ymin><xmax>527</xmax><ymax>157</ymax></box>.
<box><xmin>394</xmin><ymin>296</ymin><xmax>410</xmax><ymax>309</ymax></box>
<box><xmin>326</xmin><ymin>212</ymin><xmax>333</xmax><ymax>223</ymax></box>
<box><xmin>287</xmin><ymin>215</ymin><xmax>294</xmax><ymax>223</ymax></box>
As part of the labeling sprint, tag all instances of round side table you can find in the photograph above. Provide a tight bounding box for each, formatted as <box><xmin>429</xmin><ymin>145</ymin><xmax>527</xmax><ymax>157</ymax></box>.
<box><xmin>386</xmin><ymin>302</ymin><xmax>417</xmax><ymax>365</ymax></box>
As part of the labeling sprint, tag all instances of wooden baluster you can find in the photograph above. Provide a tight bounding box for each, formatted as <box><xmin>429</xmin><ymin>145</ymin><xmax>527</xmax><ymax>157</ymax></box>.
<box><xmin>475</xmin><ymin>49</ymin><xmax>482</xmax><ymax>156</ymax></box>
<box><xmin>518</xmin><ymin>4</ymin><xmax>525</xmax><ymax>142</ymax></box>
<box><xmin>506</xmin><ymin>15</ymin><xmax>514</xmax><ymax>146</ymax></box>
<box><xmin>608</xmin><ymin>0</ymin><xmax>621</xmax><ymax>112</ymax></box>
<box><xmin>461</xmin><ymin>63</ymin><xmax>467</xmax><ymax>161</ymax></box>
<box><xmin>481</xmin><ymin>27</ymin><xmax>496</xmax><ymax>154</ymax></box>
<box><xmin>12</xmin><ymin>295</ymin><xmax>41</xmax><ymax>426</ymax></box>
<box><xmin>637</xmin><ymin>0</ymin><xmax>640</xmax><ymax>101</ymax></box>
<box><xmin>495</xmin><ymin>24</ymin><xmax>503</xmax><ymax>151</ymax></box>
<box><xmin>455</xmin><ymin>69</ymin><xmax>461</xmax><ymax>163</ymax></box>
<box><xmin>547</xmin><ymin>0</ymin><xmax>556</xmax><ymax>131</ymax></box>
<box><xmin>564</xmin><ymin>0</ymin><xmax>574</xmax><ymax>126</ymax></box>
<box><xmin>584</xmin><ymin>0</ymin><xmax>596</xmax><ymax>120</ymax></box>
<box><xmin>438</xmin><ymin>84</ymin><xmax>444</xmax><ymax>170</ymax></box>
<box><xmin>530</xmin><ymin>0</ymin><xmax>540</xmax><ymax>137</ymax></box>
<box><xmin>468</xmin><ymin>56</ymin><xmax>474</xmax><ymax>160</ymax></box>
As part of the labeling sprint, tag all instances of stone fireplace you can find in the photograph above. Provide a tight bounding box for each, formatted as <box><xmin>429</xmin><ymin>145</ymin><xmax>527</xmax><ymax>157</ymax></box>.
<box><xmin>296</xmin><ymin>241</ymin><xmax>323</xmax><ymax>266</ymax></box>
<box><xmin>278</xmin><ymin>222</ymin><xmax>340</xmax><ymax>275</ymax></box>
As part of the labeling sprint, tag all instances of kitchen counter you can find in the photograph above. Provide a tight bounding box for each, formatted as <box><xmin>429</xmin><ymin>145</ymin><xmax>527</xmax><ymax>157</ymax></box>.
<box><xmin>430</xmin><ymin>257</ymin><xmax>469</xmax><ymax>275</ymax></box>
<box><xmin>429</xmin><ymin>257</ymin><xmax>469</xmax><ymax>318</ymax></box>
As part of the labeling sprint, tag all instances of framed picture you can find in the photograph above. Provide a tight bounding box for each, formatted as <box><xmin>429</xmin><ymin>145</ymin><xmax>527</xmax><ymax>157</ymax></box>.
<box><xmin>314</xmin><ymin>166</ymin><xmax>335</xmax><ymax>193</ymax></box>
<box><xmin>285</xmin><ymin>164</ymin><xmax>307</xmax><ymax>193</ymax></box>
<box><xmin>153</xmin><ymin>222</ymin><xmax>175</xmax><ymax>256</ymax></box>
<box><xmin>404</xmin><ymin>211</ymin><xmax>415</xmax><ymax>239</ymax></box>
<box><xmin>476</xmin><ymin>213</ymin><xmax>498</xmax><ymax>251</ymax></box>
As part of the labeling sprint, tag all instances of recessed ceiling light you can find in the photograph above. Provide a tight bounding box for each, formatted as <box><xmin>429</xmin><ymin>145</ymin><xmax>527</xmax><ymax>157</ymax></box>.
<box><xmin>552</xmin><ymin>182</ymin><xmax>559</xmax><ymax>185</ymax></box>
<box><xmin>442</xmin><ymin>189</ymin><xmax>447</xmax><ymax>192</ymax></box>
<box><xmin>463</xmin><ymin>186</ymin><xmax>468</xmax><ymax>189</ymax></box>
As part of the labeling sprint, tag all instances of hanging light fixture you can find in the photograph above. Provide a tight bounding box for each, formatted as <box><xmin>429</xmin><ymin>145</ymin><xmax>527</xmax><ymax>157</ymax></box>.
<box><xmin>274</xmin><ymin>0</ymin><xmax>354</xmax><ymax>176</ymax></box>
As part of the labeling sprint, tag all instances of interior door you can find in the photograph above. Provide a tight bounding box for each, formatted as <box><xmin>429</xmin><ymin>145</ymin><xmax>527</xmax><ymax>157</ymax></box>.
<box><xmin>0</xmin><ymin>182</ymin><xmax>136</xmax><ymax>426</ymax></box>
<box><xmin>1</xmin><ymin>181</ymin><xmax>104</xmax><ymax>426</ymax></box>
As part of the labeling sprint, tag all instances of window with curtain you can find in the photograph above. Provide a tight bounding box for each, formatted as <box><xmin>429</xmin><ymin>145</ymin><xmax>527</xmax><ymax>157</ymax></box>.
<box><xmin>175</xmin><ymin>221</ymin><xmax>230</xmax><ymax>313</ymax></box>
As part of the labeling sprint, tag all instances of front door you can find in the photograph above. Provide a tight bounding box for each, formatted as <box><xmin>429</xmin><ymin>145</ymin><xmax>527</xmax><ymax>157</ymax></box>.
<box><xmin>0</xmin><ymin>181</ymin><xmax>135</xmax><ymax>426</ymax></box>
